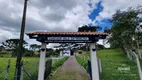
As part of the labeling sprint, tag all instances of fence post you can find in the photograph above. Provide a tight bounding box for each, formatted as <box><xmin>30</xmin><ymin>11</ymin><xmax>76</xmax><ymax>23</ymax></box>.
<box><xmin>44</xmin><ymin>59</ymin><xmax>52</xmax><ymax>80</ymax></box>
<box><xmin>20</xmin><ymin>63</ymin><xmax>24</xmax><ymax>80</ymax></box>
<box><xmin>4</xmin><ymin>60</ymin><xmax>10</xmax><ymax>80</ymax></box>
<box><xmin>97</xmin><ymin>58</ymin><xmax>102</xmax><ymax>74</ymax></box>
<box><xmin>132</xmin><ymin>52</ymin><xmax>142</xmax><ymax>80</ymax></box>
<box><xmin>90</xmin><ymin>43</ymin><xmax>99</xmax><ymax>80</ymax></box>
<box><xmin>88</xmin><ymin>59</ymin><xmax>92</xmax><ymax>80</ymax></box>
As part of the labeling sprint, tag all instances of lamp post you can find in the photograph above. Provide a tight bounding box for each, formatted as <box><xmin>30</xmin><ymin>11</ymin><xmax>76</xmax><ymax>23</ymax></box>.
<box><xmin>15</xmin><ymin>0</ymin><xmax>28</xmax><ymax>80</ymax></box>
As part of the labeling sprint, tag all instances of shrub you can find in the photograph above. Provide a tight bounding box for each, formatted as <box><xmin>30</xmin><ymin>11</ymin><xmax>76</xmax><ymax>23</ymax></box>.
<box><xmin>24</xmin><ymin>50</ymin><xmax>34</xmax><ymax>57</ymax></box>
<box><xmin>0</xmin><ymin>51</ymin><xmax>11</xmax><ymax>57</ymax></box>
<box><xmin>75</xmin><ymin>54</ymin><xmax>90</xmax><ymax>71</ymax></box>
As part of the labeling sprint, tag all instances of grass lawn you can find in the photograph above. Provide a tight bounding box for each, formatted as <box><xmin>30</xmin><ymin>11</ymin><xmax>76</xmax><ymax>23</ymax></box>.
<box><xmin>76</xmin><ymin>49</ymin><xmax>140</xmax><ymax>80</ymax></box>
<box><xmin>0</xmin><ymin>57</ymin><xmax>39</xmax><ymax>80</ymax></box>
<box><xmin>97</xmin><ymin>49</ymin><xmax>139</xmax><ymax>80</ymax></box>
<box><xmin>0</xmin><ymin>56</ymin><xmax>68</xmax><ymax>80</ymax></box>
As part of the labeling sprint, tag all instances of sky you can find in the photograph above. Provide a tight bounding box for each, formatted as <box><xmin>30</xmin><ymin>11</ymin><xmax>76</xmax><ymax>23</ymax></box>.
<box><xmin>0</xmin><ymin>0</ymin><xmax>142</xmax><ymax>48</ymax></box>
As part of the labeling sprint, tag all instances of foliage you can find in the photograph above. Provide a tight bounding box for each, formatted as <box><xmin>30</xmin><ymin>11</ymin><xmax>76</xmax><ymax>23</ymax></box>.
<box><xmin>110</xmin><ymin>7</ymin><xmax>142</xmax><ymax>50</ymax></box>
<box><xmin>2</xmin><ymin>39</ymin><xmax>28</xmax><ymax>56</ymax></box>
<box><xmin>75</xmin><ymin>53</ymin><xmax>90</xmax><ymax>71</ymax></box>
<box><xmin>104</xmin><ymin>27</ymin><xmax>111</xmax><ymax>34</ymax></box>
<box><xmin>44</xmin><ymin>59</ymin><xmax>52</xmax><ymax>79</ymax></box>
<box><xmin>0</xmin><ymin>45</ymin><xmax>5</xmax><ymax>52</ymax></box>
<box><xmin>2</xmin><ymin>39</ymin><xmax>27</xmax><ymax>49</ymax></box>
<box><xmin>46</xmin><ymin>48</ymin><xmax>60</xmax><ymax>57</ymax></box>
<box><xmin>46</xmin><ymin>48</ymin><xmax>54</xmax><ymax>57</ymax></box>
<box><xmin>24</xmin><ymin>49</ymin><xmax>34</xmax><ymax>57</ymax></box>
<box><xmin>30</xmin><ymin>44</ymin><xmax>41</xmax><ymax>51</ymax></box>
<box><xmin>97</xmin><ymin>44</ymin><xmax>105</xmax><ymax>50</ymax></box>
<box><xmin>78</xmin><ymin>25</ymin><xmax>102</xmax><ymax>32</ymax></box>
<box><xmin>0</xmin><ymin>51</ymin><xmax>11</xmax><ymax>57</ymax></box>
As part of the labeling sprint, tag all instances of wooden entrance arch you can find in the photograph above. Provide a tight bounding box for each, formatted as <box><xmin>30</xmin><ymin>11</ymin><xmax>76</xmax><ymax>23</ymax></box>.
<box><xmin>27</xmin><ymin>32</ymin><xmax>107</xmax><ymax>80</ymax></box>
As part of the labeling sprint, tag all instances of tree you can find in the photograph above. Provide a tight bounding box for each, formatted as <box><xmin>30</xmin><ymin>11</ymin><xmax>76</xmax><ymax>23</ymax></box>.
<box><xmin>46</xmin><ymin>48</ymin><xmax>54</xmax><ymax>57</ymax></box>
<box><xmin>110</xmin><ymin>7</ymin><xmax>142</xmax><ymax>79</ymax></box>
<box><xmin>104</xmin><ymin>27</ymin><xmax>111</xmax><ymax>34</ymax></box>
<box><xmin>78</xmin><ymin>25</ymin><xmax>102</xmax><ymax>32</ymax></box>
<box><xmin>110</xmin><ymin>7</ymin><xmax>142</xmax><ymax>50</ymax></box>
<box><xmin>96</xmin><ymin>44</ymin><xmax>105</xmax><ymax>50</ymax></box>
<box><xmin>30</xmin><ymin>44</ymin><xmax>41</xmax><ymax>51</ymax></box>
<box><xmin>2</xmin><ymin>39</ymin><xmax>28</xmax><ymax>56</ymax></box>
<box><xmin>0</xmin><ymin>45</ymin><xmax>5</xmax><ymax>52</ymax></box>
<box><xmin>78</xmin><ymin>25</ymin><xmax>102</xmax><ymax>51</ymax></box>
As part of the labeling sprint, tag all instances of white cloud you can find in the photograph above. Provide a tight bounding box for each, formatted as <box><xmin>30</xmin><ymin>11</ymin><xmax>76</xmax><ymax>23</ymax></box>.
<box><xmin>92</xmin><ymin>0</ymin><xmax>142</xmax><ymax>25</ymax></box>
<box><xmin>0</xmin><ymin>0</ymin><xmax>99</xmax><ymax>47</ymax></box>
<box><xmin>0</xmin><ymin>28</ymin><xmax>19</xmax><ymax>44</ymax></box>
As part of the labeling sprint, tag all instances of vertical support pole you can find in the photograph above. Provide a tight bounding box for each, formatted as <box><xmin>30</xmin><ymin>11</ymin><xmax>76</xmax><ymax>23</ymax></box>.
<box><xmin>98</xmin><ymin>58</ymin><xmax>102</xmax><ymax>73</ymax></box>
<box><xmin>69</xmin><ymin>49</ymin><xmax>71</xmax><ymax>56</ymax></box>
<box><xmin>38</xmin><ymin>43</ymin><xmax>46</xmax><ymax>80</ymax></box>
<box><xmin>60</xmin><ymin>51</ymin><xmax>62</xmax><ymax>57</ymax></box>
<box><xmin>90</xmin><ymin>43</ymin><xmax>99</xmax><ymax>80</ymax></box>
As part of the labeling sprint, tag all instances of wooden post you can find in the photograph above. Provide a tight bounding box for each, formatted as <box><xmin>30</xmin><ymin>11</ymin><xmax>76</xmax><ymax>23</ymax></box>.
<box><xmin>38</xmin><ymin>43</ymin><xmax>46</xmax><ymax>80</ymax></box>
<box><xmin>90</xmin><ymin>43</ymin><xmax>99</xmax><ymax>80</ymax></box>
<box><xmin>20</xmin><ymin>64</ymin><xmax>24</xmax><ymax>80</ymax></box>
<box><xmin>133</xmin><ymin>52</ymin><xmax>142</xmax><ymax>80</ymax></box>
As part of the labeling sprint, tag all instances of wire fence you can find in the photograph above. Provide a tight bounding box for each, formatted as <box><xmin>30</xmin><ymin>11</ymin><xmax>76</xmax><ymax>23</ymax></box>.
<box><xmin>21</xmin><ymin>61</ymin><xmax>39</xmax><ymax>80</ymax></box>
<box><xmin>0</xmin><ymin>58</ymin><xmax>53</xmax><ymax>80</ymax></box>
<box><xmin>0</xmin><ymin>60</ymin><xmax>10</xmax><ymax>80</ymax></box>
<box><xmin>0</xmin><ymin>59</ymin><xmax>39</xmax><ymax>80</ymax></box>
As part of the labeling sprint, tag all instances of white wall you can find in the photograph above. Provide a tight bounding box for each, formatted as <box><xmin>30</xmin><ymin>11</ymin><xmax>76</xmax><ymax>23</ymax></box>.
<box><xmin>63</xmin><ymin>49</ymin><xmax>71</xmax><ymax>56</ymax></box>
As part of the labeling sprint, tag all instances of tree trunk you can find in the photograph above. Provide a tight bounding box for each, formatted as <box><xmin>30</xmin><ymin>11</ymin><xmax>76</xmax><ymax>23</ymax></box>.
<box><xmin>136</xmin><ymin>40</ymin><xmax>142</xmax><ymax>59</ymax></box>
<box><xmin>124</xmin><ymin>48</ymin><xmax>132</xmax><ymax>60</ymax></box>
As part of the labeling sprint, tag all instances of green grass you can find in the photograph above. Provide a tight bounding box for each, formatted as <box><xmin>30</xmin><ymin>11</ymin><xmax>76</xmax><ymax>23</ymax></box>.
<box><xmin>76</xmin><ymin>49</ymin><xmax>140</xmax><ymax>80</ymax></box>
<box><xmin>97</xmin><ymin>49</ymin><xmax>139</xmax><ymax>80</ymax></box>
<box><xmin>0</xmin><ymin>56</ymin><xmax>69</xmax><ymax>80</ymax></box>
<box><xmin>0</xmin><ymin>57</ymin><xmax>39</xmax><ymax>80</ymax></box>
<box><xmin>76</xmin><ymin>54</ymin><xmax>89</xmax><ymax>71</ymax></box>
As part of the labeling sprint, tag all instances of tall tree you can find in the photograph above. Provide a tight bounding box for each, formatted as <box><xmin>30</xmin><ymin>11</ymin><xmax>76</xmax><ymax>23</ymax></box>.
<box><xmin>78</xmin><ymin>25</ymin><xmax>102</xmax><ymax>51</ymax></box>
<box><xmin>0</xmin><ymin>45</ymin><xmax>5</xmax><ymax>52</ymax></box>
<box><xmin>110</xmin><ymin>7</ymin><xmax>142</xmax><ymax>50</ymax></box>
<box><xmin>30</xmin><ymin>44</ymin><xmax>41</xmax><ymax>51</ymax></box>
<box><xmin>110</xmin><ymin>7</ymin><xmax>142</xmax><ymax>79</ymax></box>
<box><xmin>2</xmin><ymin>39</ymin><xmax>28</xmax><ymax>56</ymax></box>
<box><xmin>104</xmin><ymin>27</ymin><xmax>111</xmax><ymax>34</ymax></box>
<box><xmin>78</xmin><ymin>25</ymin><xmax>102</xmax><ymax>32</ymax></box>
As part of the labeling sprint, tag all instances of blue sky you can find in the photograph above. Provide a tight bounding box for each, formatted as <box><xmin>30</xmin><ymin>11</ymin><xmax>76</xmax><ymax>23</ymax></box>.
<box><xmin>88</xmin><ymin>1</ymin><xmax>112</xmax><ymax>32</ymax></box>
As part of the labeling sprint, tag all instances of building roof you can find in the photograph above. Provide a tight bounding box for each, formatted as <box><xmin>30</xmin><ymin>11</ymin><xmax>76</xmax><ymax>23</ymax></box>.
<box><xmin>26</xmin><ymin>32</ymin><xmax>108</xmax><ymax>43</ymax></box>
<box><xmin>26</xmin><ymin>32</ymin><xmax>107</xmax><ymax>36</ymax></box>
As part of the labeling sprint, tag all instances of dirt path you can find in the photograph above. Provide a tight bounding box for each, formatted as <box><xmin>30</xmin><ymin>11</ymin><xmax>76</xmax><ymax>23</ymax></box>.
<box><xmin>50</xmin><ymin>56</ymin><xmax>90</xmax><ymax>80</ymax></box>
